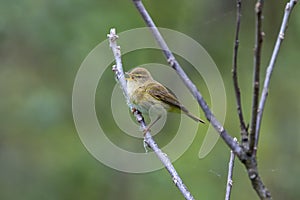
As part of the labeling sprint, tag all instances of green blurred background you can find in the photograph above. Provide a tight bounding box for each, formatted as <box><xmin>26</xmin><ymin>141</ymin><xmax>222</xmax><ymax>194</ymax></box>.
<box><xmin>1</xmin><ymin>0</ymin><xmax>299</xmax><ymax>199</ymax></box>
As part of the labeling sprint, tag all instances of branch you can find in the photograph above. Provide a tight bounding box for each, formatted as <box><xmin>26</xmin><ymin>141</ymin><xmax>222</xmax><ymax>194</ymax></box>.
<box><xmin>107</xmin><ymin>28</ymin><xmax>195</xmax><ymax>200</ymax></box>
<box><xmin>108</xmin><ymin>29</ymin><xmax>129</xmax><ymax>105</ymax></box>
<box><xmin>255</xmin><ymin>0</ymin><xmax>298</xmax><ymax>153</ymax></box>
<box><xmin>132</xmin><ymin>0</ymin><xmax>245</xmax><ymax>161</ymax></box>
<box><xmin>225</xmin><ymin>138</ymin><xmax>237</xmax><ymax>200</ymax></box>
<box><xmin>249</xmin><ymin>0</ymin><xmax>264</xmax><ymax>154</ymax></box>
<box><xmin>232</xmin><ymin>0</ymin><xmax>248</xmax><ymax>147</ymax></box>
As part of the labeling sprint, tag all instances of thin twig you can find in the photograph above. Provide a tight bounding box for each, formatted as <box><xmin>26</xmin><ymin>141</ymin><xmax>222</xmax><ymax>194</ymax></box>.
<box><xmin>132</xmin><ymin>0</ymin><xmax>245</xmax><ymax>160</ymax></box>
<box><xmin>232</xmin><ymin>0</ymin><xmax>248</xmax><ymax>147</ymax></box>
<box><xmin>107</xmin><ymin>28</ymin><xmax>195</xmax><ymax>200</ymax></box>
<box><xmin>249</xmin><ymin>0</ymin><xmax>264</xmax><ymax>154</ymax></box>
<box><xmin>225</xmin><ymin>138</ymin><xmax>237</xmax><ymax>200</ymax></box>
<box><xmin>255</xmin><ymin>0</ymin><xmax>298</xmax><ymax>154</ymax></box>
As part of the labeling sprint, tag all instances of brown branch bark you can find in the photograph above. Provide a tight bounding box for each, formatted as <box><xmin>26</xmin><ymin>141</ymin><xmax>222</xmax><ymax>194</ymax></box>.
<box><xmin>249</xmin><ymin>0</ymin><xmax>264</xmax><ymax>155</ymax></box>
<box><xmin>232</xmin><ymin>0</ymin><xmax>249</xmax><ymax>148</ymax></box>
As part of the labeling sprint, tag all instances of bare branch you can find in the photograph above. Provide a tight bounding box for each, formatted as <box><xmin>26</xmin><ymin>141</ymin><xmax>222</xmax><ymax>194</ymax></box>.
<box><xmin>255</xmin><ymin>0</ymin><xmax>298</xmax><ymax>153</ymax></box>
<box><xmin>225</xmin><ymin>138</ymin><xmax>237</xmax><ymax>200</ymax></box>
<box><xmin>132</xmin><ymin>0</ymin><xmax>245</xmax><ymax>160</ymax></box>
<box><xmin>246</xmin><ymin>159</ymin><xmax>271</xmax><ymax>199</ymax></box>
<box><xmin>108</xmin><ymin>28</ymin><xmax>195</xmax><ymax>200</ymax></box>
<box><xmin>249</xmin><ymin>0</ymin><xmax>264</xmax><ymax>154</ymax></box>
<box><xmin>232</xmin><ymin>0</ymin><xmax>249</xmax><ymax>147</ymax></box>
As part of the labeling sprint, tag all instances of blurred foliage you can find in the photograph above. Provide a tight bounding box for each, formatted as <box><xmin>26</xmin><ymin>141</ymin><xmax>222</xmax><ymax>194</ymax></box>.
<box><xmin>0</xmin><ymin>0</ymin><xmax>299</xmax><ymax>199</ymax></box>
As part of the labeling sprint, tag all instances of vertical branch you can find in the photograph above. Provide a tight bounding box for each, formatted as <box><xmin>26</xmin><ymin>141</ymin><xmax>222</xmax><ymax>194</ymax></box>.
<box><xmin>232</xmin><ymin>0</ymin><xmax>248</xmax><ymax>147</ymax></box>
<box><xmin>225</xmin><ymin>138</ymin><xmax>237</xmax><ymax>200</ymax></box>
<box><xmin>108</xmin><ymin>28</ymin><xmax>196</xmax><ymax>200</ymax></box>
<box><xmin>255</xmin><ymin>0</ymin><xmax>298</xmax><ymax>153</ymax></box>
<box><xmin>249</xmin><ymin>0</ymin><xmax>264</xmax><ymax>154</ymax></box>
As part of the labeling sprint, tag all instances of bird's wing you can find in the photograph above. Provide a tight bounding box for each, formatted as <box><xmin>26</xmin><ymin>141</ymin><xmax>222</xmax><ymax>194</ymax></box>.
<box><xmin>146</xmin><ymin>82</ymin><xmax>182</xmax><ymax>110</ymax></box>
<box><xmin>146</xmin><ymin>82</ymin><xmax>205</xmax><ymax>123</ymax></box>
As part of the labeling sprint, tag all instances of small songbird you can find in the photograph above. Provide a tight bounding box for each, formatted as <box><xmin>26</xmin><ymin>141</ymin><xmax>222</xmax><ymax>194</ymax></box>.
<box><xmin>126</xmin><ymin>67</ymin><xmax>205</xmax><ymax>127</ymax></box>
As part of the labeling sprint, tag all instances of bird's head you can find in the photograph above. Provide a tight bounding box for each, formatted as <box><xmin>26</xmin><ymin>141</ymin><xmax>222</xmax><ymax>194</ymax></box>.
<box><xmin>125</xmin><ymin>67</ymin><xmax>153</xmax><ymax>84</ymax></box>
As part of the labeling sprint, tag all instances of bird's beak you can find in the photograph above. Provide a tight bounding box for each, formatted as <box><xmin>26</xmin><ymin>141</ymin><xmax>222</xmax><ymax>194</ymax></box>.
<box><xmin>125</xmin><ymin>72</ymin><xmax>131</xmax><ymax>80</ymax></box>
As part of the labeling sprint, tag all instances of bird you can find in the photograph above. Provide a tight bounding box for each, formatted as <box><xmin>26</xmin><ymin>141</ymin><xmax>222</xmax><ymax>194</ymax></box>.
<box><xmin>126</xmin><ymin>67</ymin><xmax>205</xmax><ymax>130</ymax></box>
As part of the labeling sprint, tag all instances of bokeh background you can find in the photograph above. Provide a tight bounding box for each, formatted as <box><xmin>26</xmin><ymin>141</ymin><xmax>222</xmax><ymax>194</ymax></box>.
<box><xmin>1</xmin><ymin>0</ymin><xmax>300</xmax><ymax>199</ymax></box>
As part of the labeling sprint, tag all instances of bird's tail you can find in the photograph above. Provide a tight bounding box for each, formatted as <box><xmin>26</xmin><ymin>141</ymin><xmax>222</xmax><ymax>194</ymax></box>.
<box><xmin>181</xmin><ymin>106</ymin><xmax>205</xmax><ymax>124</ymax></box>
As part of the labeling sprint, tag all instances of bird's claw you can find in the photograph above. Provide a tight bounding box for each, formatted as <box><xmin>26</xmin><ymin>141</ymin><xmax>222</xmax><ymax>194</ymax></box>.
<box><xmin>131</xmin><ymin>107</ymin><xmax>137</xmax><ymax>114</ymax></box>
